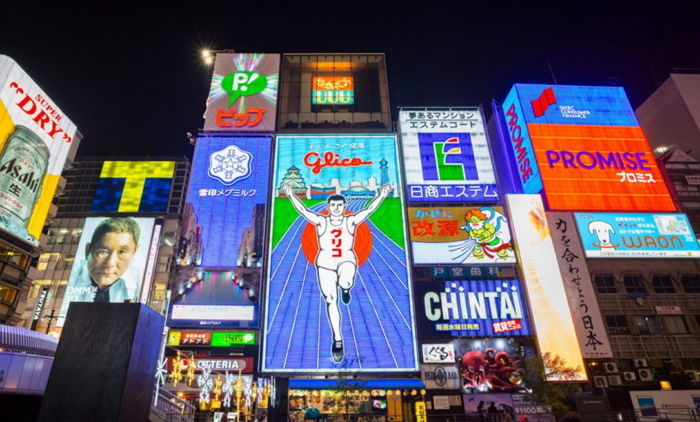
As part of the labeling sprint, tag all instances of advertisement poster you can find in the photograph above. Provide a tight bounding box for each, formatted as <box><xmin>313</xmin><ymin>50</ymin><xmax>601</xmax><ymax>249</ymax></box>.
<box><xmin>501</xmin><ymin>84</ymin><xmax>674</xmax><ymax>211</ymax></box>
<box><xmin>203</xmin><ymin>53</ymin><xmax>280</xmax><ymax>132</ymax></box>
<box><xmin>399</xmin><ymin>108</ymin><xmax>497</xmax><ymax>202</ymax></box>
<box><xmin>454</xmin><ymin>338</ymin><xmax>532</xmax><ymax>393</ymax></box>
<box><xmin>90</xmin><ymin>161</ymin><xmax>175</xmax><ymax>213</ymax></box>
<box><xmin>422</xmin><ymin>343</ymin><xmax>456</xmax><ymax>363</ymax></box>
<box><xmin>58</xmin><ymin>217</ymin><xmax>156</xmax><ymax>324</ymax></box>
<box><xmin>574</xmin><ymin>212</ymin><xmax>700</xmax><ymax>258</ymax></box>
<box><xmin>463</xmin><ymin>394</ymin><xmax>515</xmax><ymax>419</ymax></box>
<box><xmin>263</xmin><ymin>134</ymin><xmax>416</xmax><ymax>371</ymax></box>
<box><xmin>414</xmin><ymin>280</ymin><xmax>530</xmax><ymax>338</ymax></box>
<box><xmin>0</xmin><ymin>55</ymin><xmax>80</xmax><ymax>246</ymax></box>
<box><xmin>408</xmin><ymin>206</ymin><xmax>515</xmax><ymax>265</ymax></box>
<box><xmin>547</xmin><ymin>212</ymin><xmax>612</xmax><ymax>358</ymax></box>
<box><xmin>420</xmin><ymin>364</ymin><xmax>461</xmax><ymax>389</ymax></box>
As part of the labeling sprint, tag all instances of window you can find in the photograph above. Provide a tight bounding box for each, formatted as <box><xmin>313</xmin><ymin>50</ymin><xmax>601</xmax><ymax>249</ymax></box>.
<box><xmin>624</xmin><ymin>274</ymin><xmax>647</xmax><ymax>294</ymax></box>
<box><xmin>662</xmin><ymin>316</ymin><xmax>688</xmax><ymax>334</ymax></box>
<box><xmin>605</xmin><ymin>315</ymin><xmax>630</xmax><ymax>335</ymax></box>
<box><xmin>652</xmin><ymin>274</ymin><xmax>675</xmax><ymax>293</ymax></box>
<box><xmin>681</xmin><ymin>274</ymin><xmax>700</xmax><ymax>293</ymax></box>
<box><xmin>595</xmin><ymin>274</ymin><xmax>617</xmax><ymax>293</ymax></box>
<box><xmin>634</xmin><ymin>316</ymin><xmax>660</xmax><ymax>335</ymax></box>
<box><xmin>0</xmin><ymin>285</ymin><xmax>18</xmax><ymax>304</ymax></box>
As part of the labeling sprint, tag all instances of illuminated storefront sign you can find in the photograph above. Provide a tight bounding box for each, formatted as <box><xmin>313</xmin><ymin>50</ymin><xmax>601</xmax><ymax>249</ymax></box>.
<box><xmin>167</xmin><ymin>357</ymin><xmax>254</xmax><ymax>373</ymax></box>
<box><xmin>501</xmin><ymin>84</ymin><xmax>674</xmax><ymax>211</ymax></box>
<box><xmin>211</xmin><ymin>331</ymin><xmax>257</xmax><ymax>346</ymax></box>
<box><xmin>57</xmin><ymin>217</ymin><xmax>157</xmax><ymax>324</ymax></box>
<box><xmin>408</xmin><ymin>206</ymin><xmax>515</xmax><ymax>265</ymax></box>
<box><xmin>263</xmin><ymin>134</ymin><xmax>416</xmax><ymax>372</ymax></box>
<box><xmin>420</xmin><ymin>364</ymin><xmax>460</xmax><ymax>389</ymax></box>
<box><xmin>312</xmin><ymin>76</ymin><xmax>354</xmax><ymax>105</ymax></box>
<box><xmin>506</xmin><ymin>194</ymin><xmax>587</xmax><ymax>381</ymax></box>
<box><xmin>399</xmin><ymin>108</ymin><xmax>498</xmax><ymax>202</ymax></box>
<box><xmin>170</xmin><ymin>304</ymin><xmax>255</xmax><ymax>324</ymax></box>
<box><xmin>421</xmin><ymin>343</ymin><xmax>456</xmax><ymax>363</ymax></box>
<box><xmin>574</xmin><ymin>212</ymin><xmax>700</xmax><ymax>258</ymax></box>
<box><xmin>203</xmin><ymin>53</ymin><xmax>280</xmax><ymax>132</ymax></box>
<box><xmin>91</xmin><ymin>161</ymin><xmax>175</xmax><ymax>212</ymax></box>
<box><xmin>414</xmin><ymin>280</ymin><xmax>530</xmax><ymax>338</ymax></box>
<box><xmin>0</xmin><ymin>55</ymin><xmax>80</xmax><ymax>246</ymax></box>
<box><xmin>168</xmin><ymin>331</ymin><xmax>212</xmax><ymax>346</ymax></box>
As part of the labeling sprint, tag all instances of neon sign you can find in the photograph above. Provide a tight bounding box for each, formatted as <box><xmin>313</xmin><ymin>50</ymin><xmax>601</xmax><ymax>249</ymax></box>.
<box><xmin>312</xmin><ymin>76</ymin><xmax>354</xmax><ymax>105</ymax></box>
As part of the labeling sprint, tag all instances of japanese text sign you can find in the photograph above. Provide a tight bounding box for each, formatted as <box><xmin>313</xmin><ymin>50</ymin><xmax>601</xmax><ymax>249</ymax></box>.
<box><xmin>399</xmin><ymin>108</ymin><xmax>498</xmax><ymax>202</ymax></box>
<box><xmin>211</xmin><ymin>331</ymin><xmax>257</xmax><ymax>346</ymax></box>
<box><xmin>408</xmin><ymin>206</ymin><xmax>515</xmax><ymax>265</ymax></box>
<box><xmin>312</xmin><ymin>76</ymin><xmax>354</xmax><ymax>105</ymax></box>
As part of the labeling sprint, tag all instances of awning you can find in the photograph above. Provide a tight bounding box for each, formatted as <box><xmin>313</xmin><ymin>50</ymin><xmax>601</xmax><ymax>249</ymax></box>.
<box><xmin>288</xmin><ymin>379</ymin><xmax>425</xmax><ymax>389</ymax></box>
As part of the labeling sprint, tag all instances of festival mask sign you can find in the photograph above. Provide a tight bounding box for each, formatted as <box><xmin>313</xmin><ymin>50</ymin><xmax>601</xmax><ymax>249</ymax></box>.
<box><xmin>203</xmin><ymin>53</ymin><xmax>280</xmax><ymax>132</ymax></box>
<box><xmin>408</xmin><ymin>206</ymin><xmax>515</xmax><ymax>265</ymax></box>
<box><xmin>399</xmin><ymin>108</ymin><xmax>498</xmax><ymax>202</ymax></box>
<box><xmin>263</xmin><ymin>134</ymin><xmax>417</xmax><ymax>372</ymax></box>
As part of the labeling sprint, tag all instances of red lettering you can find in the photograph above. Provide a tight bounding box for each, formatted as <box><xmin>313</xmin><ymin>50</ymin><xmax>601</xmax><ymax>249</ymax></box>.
<box><xmin>16</xmin><ymin>94</ymin><xmax>37</xmax><ymax>115</ymax></box>
<box><xmin>32</xmin><ymin>110</ymin><xmax>51</xmax><ymax>130</ymax></box>
<box><xmin>303</xmin><ymin>151</ymin><xmax>372</xmax><ymax>174</ymax></box>
<box><xmin>47</xmin><ymin>120</ymin><xmax>64</xmax><ymax>138</ymax></box>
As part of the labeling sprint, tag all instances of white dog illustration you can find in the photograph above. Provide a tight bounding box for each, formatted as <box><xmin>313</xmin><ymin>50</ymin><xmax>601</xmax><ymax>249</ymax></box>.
<box><xmin>588</xmin><ymin>221</ymin><xmax>617</xmax><ymax>250</ymax></box>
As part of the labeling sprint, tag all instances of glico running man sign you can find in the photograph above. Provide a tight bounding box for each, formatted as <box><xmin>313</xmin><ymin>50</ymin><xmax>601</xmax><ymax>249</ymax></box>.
<box><xmin>263</xmin><ymin>134</ymin><xmax>417</xmax><ymax>372</ymax></box>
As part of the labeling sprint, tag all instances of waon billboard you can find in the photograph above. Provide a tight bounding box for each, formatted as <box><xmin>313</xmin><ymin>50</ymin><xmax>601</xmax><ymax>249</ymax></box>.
<box><xmin>501</xmin><ymin>84</ymin><xmax>674</xmax><ymax>212</ymax></box>
<box><xmin>203</xmin><ymin>53</ymin><xmax>280</xmax><ymax>132</ymax></box>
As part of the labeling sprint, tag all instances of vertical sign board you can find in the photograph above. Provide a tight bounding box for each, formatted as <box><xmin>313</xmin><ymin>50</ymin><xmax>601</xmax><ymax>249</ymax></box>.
<box><xmin>407</xmin><ymin>206</ymin><xmax>515</xmax><ymax>265</ymax></box>
<box><xmin>264</xmin><ymin>134</ymin><xmax>417</xmax><ymax>372</ymax></box>
<box><xmin>203</xmin><ymin>53</ymin><xmax>280</xmax><ymax>132</ymax></box>
<box><xmin>91</xmin><ymin>161</ymin><xmax>175</xmax><ymax>212</ymax></box>
<box><xmin>506</xmin><ymin>194</ymin><xmax>587</xmax><ymax>381</ymax></box>
<box><xmin>546</xmin><ymin>212</ymin><xmax>612</xmax><ymax>358</ymax></box>
<box><xmin>0</xmin><ymin>55</ymin><xmax>80</xmax><ymax>246</ymax></box>
<box><xmin>501</xmin><ymin>84</ymin><xmax>674</xmax><ymax>212</ymax></box>
<box><xmin>399</xmin><ymin>108</ymin><xmax>498</xmax><ymax>202</ymax></box>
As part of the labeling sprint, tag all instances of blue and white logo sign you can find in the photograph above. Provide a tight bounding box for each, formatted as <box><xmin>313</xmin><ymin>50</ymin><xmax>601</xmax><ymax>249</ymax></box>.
<box><xmin>574</xmin><ymin>212</ymin><xmax>700</xmax><ymax>258</ymax></box>
<box><xmin>208</xmin><ymin>144</ymin><xmax>252</xmax><ymax>185</ymax></box>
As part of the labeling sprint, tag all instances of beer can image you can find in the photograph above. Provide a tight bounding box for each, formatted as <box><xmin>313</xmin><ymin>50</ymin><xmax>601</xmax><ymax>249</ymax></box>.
<box><xmin>0</xmin><ymin>125</ymin><xmax>50</xmax><ymax>242</ymax></box>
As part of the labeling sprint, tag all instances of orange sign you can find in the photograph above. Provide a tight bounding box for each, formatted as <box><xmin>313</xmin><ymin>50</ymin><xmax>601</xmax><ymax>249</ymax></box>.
<box><xmin>312</xmin><ymin>76</ymin><xmax>354</xmax><ymax>91</ymax></box>
<box><xmin>529</xmin><ymin>124</ymin><xmax>675</xmax><ymax>211</ymax></box>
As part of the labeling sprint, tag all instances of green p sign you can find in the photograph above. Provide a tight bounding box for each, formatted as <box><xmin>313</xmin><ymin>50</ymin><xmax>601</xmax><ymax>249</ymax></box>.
<box><xmin>221</xmin><ymin>71</ymin><xmax>268</xmax><ymax>106</ymax></box>
<box><xmin>211</xmin><ymin>331</ymin><xmax>257</xmax><ymax>347</ymax></box>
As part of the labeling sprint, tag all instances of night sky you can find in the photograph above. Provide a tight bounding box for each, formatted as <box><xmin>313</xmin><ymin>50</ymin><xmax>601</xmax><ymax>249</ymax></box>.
<box><xmin>2</xmin><ymin>2</ymin><xmax>698</xmax><ymax>158</ymax></box>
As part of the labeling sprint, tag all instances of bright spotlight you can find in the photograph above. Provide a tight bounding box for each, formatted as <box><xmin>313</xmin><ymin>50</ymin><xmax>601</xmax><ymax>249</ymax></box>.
<box><xmin>201</xmin><ymin>49</ymin><xmax>211</xmax><ymax>58</ymax></box>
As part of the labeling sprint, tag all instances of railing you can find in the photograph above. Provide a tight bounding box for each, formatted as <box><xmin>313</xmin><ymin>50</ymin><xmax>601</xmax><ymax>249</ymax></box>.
<box><xmin>613</xmin><ymin>407</ymin><xmax>700</xmax><ymax>422</ymax></box>
<box><xmin>151</xmin><ymin>387</ymin><xmax>196</xmax><ymax>422</ymax></box>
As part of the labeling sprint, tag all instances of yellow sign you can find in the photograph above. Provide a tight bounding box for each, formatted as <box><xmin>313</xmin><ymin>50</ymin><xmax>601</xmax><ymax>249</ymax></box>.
<box><xmin>168</xmin><ymin>331</ymin><xmax>181</xmax><ymax>346</ymax></box>
<box><xmin>99</xmin><ymin>161</ymin><xmax>175</xmax><ymax>212</ymax></box>
<box><xmin>415</xmin><ymin>401</ymin><xmax>427</xmax><ymax>422</ymax></box>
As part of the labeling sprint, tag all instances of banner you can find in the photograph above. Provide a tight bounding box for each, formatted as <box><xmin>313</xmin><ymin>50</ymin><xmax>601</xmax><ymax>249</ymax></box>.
<box><xmin>263</xmin><ymin>134</ymin><xmax>416</xmax><ymax>372</ymax></box>
<box><xmin>408</xmin><ymin>206</ymin><xmax>515</xmax><ymax>265</ymax></box>
<box><xmin>399</xmin><ymin>108</ymin><xmax>497</xmax><ymax>202</ymax></box>
<box><xmin>547</xmin><ymin>212</ymin><xmax>612</xmax><ymax>358</ymax></box>
<box><xmin>420</xmin><ymin>364</ymin><xmax>461</xmax><ymax>389</ymax></box>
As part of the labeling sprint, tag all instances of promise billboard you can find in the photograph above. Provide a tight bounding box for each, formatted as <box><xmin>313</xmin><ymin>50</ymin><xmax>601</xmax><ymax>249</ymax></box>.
<box><xmin>501</xmin><ymin>84</ymin><xmax>674</xmax><ymax>212</ymax></box>
<box><xmin>263</xmin><ymin>134</ymin><xmax>417</xmax><ymax>372</ymax></box>
<box><xmin>0</xmin><ymin>55</ymin><xmax>80</xmax><ymax>246</ymax></box>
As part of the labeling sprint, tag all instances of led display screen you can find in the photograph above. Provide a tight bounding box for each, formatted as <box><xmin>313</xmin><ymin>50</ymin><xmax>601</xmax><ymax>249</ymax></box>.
<box><xmin>399</xmin><ymin>108</ymin><xmax>498</xmax><ymax>202</ymax></box>
<box><xmin>506</xmin><ymin>194</ymin><xmax>586</xmax><ymax>381</ymax></box>
<box><xmin>414</xmin><ymin>280</ymin><xmax>530</xmax><ymax>338</ymax></box>
<box><xmin>91</xmin><ymin>161</ymin><xmax>175</xmax><ymax>212</ymax></box>
<box><xmin>211</xmin><ymin>331</ymin><xmax>257</xmax><ymax>347</ymax></box>
<box><xmin>58</xmin><ymin>217</ymin><xmax>156</xmax><ymax>324</ymax></box>
<box><xmin>408</xmin><ymin>206</ymin><xmax>515</xmax><ymax>265</ymax></box>
<box><xmin>0</xmin><ymin>55</ymin><xmax>80</xmax><ymax>246</ymax></box>
<box><xmin>453</xmin><ymin>338</ymin><xmax>534</xmax><ymax>393</ymax></box>
<box><xmin>263</xmin><ymin>134</ymin><xmax>416</xmax><ymax>372</ymax></box>
<box><xmin>203</xmin><ymin>53</ymin><xmax>280</xmax><ymax>132</ymax></box>
<box><xmin>312</xmin><ymin>76</ymin><xmax>354</xmax><ymax>105</ymax></box>
<box><xmin>186</xmin><ymin>135</ymin><xmax>271</xmax><ymax>267</ymax></box>
<box><xmin>501</xmin><ymin>84</ymin><xmax>674</xmax><ymax>212</ymax></box>
<box><xmin>574</xmin><ymin>212</ymin><xmax>700</xmax><ymax>258</ymax></box>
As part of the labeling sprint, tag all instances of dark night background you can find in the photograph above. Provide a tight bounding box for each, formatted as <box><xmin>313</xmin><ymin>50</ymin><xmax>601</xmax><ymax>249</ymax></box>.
<box><xmin>1</xmin><ymin>2</ymin><xmax>698</xmax><ymax>158</ymax></box>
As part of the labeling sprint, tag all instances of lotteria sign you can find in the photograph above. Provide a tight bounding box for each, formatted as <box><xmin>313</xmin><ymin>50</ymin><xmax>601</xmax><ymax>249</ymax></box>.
<box><xmin>501</xmin><ymin>84</ymin><xmax>674</xmax><ymax>212</ymax></box>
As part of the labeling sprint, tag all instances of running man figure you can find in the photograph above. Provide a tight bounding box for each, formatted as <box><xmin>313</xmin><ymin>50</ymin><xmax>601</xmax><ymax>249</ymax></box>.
<box><xmin>281</xmin><ymin>183</ymin><xmax>392</xmax><ymax>362</ymax></box>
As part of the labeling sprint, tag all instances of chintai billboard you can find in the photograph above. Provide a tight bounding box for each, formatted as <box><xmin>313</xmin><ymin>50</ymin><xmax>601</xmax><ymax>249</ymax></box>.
<box><xmin>263</xmin><ymin>134</ymin><xmax>417</xmax><ymax>372</ymax></box>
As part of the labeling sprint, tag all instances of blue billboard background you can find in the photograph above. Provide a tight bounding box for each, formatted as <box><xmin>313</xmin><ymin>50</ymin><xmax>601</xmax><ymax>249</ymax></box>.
<box><xmin>574</xmin><ymin>212</ymin><xmax>700</xmax><ymax>258</ymax></box>
<box><xmin>502</xmin><ymin>87</ymin><xmax>543</xmax><ymax>194</ymax></box>
<box><xmin>414</xmin><ymin>279</ymin><xmax>531</xmax><ymax>338</ymax></box>
<box><xmin>186</xmin><ymin>135</ymin><xmax>271</xmax><ymax>267</ymax></box>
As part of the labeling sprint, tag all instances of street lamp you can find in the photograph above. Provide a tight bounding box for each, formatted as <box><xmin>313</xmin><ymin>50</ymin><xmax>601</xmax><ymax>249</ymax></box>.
<box><xmin>200</xmin><ymin>48</ymin><xmax>235</xmax><ymax>65</ymax></box>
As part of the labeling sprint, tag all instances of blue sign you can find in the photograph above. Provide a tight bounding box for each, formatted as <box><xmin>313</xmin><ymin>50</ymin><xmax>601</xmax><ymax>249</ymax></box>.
<box><xmin>511</xmin><ymin>84</ymin><xmax>639</xmax><ymax>127</ymax></box>
<box><xmin>414</xmin><ymin>279</ymin><xmax>531</xmax><ymax>338</ymax></box>
<box><xmin>574</xmin><ymin>212</ymin><xmax>700</xmax><ymax>258</ymax></box>
<box><xmin>502</xmin><ymin>87</ymin><xmax>543</xmax><ymax>194</ymax></box>
<box><xmin>186</xmin><ymin>135</ymin><xmax>271</xmax><ymax>267</ymax></box>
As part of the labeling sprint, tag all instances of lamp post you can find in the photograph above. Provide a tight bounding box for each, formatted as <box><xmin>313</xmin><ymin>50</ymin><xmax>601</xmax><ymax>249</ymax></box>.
<box><xmin>200</xmin><ymin>48</ymin><xmax>236</xmax><ymax>65</ymax></box>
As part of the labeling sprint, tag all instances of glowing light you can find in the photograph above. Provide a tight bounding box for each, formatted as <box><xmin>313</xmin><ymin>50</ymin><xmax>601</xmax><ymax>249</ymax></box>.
<box><xmin>202</xmin><ymin>49</ymin><xmax>211</xmax><ymax>58</ymax></box>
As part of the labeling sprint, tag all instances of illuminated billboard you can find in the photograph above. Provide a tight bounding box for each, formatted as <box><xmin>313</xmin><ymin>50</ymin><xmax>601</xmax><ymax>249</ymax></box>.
<box><xmin>399</xmin><ymin>109</ymin><xmax>498</xmax><ymax>202</ymax></box>
<box><xmin>58</xmin><ymin>217</ymin><xmax>157</xmax><ymax>324</ymax></box>
<box><xmin>263</xmin><ymin>134</ymin><xmax>417</xmax><ymax>372</ymax></box>
<box><xmin>454</xmin><ymin>338</ymin><xmax>534</xmax><ymax>393</ymax></box>
<box><xmin>501</xmin><ymin>84</ymin><xmax>674</xmax><ymax>212</ymax></box>
<box><xmin>0</xmin><ymin>55</ymin><xmax>80</xmax><ymax>246</ymax></box>
<box><xmin>408</xmin><ymin>206</ymin><xmax>515</xmax><ymax>265</ymax></box>
<box><xmin>506</xmin><ymin>194</ymin><xmax>586</xmax><ymax>381</ymax></box>
<box><xmin>414</xmin><ymin>280</ymin><xmax>531</xmax><ymax>338</ymax></box>
<box><xmin>186</xmin><ymin>135</ymin><xmax>271</xmax><ymax>267</ymax></box>
<box><xmin>574</xmin><ymin>212</ymin><xmax>700</xmax><ymax>258</ymax></box>
<box><xmin>203</xmin><ymin>53</ymin><xmax>279</xmax><ymax>132</ymax></box>
<box><xmin>91</xmin><ymin>161</ymin><xmax>175</xmax><ymax>212</ymax></box>
<box><xmin>312</xmin><ymin>76</ymin><xmax>354</xmax><ymax>105</ymax></box>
